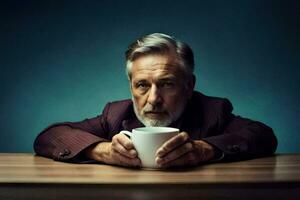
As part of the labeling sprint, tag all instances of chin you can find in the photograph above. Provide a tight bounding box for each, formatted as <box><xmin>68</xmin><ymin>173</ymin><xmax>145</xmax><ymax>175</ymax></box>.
<box><xmin>142</xmin><ymin>118</ymin><xmax>172</xmax><ymax>127</ymax></box>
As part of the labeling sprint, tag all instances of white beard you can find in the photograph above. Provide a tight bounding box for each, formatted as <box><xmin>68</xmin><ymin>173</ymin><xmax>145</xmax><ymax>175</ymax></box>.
<box><xmin>132</xmin><ymin>98</ymin><xmax>187</xmax><ymax>127</ymax></box>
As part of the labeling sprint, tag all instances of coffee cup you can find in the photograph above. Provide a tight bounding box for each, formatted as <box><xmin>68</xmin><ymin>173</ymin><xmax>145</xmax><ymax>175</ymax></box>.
<box><xmin>121</xmin><ymin>127</ymin><xmax>179</xmax><ymax>168</ymax></box>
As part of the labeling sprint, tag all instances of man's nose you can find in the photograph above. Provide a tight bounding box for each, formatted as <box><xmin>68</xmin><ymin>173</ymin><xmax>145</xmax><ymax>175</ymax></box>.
<box><xmin>147</xmin><ymin>85</ymin><xmax>163</xmax><ymax>106</ymax></box>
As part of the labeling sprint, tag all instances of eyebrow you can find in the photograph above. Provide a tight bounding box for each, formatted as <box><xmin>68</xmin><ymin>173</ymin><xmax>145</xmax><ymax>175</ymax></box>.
<box><xmin>157</xmin><ymin>75</ymin><xmax>177</xmax><ymax>81</ymax></box>
<box><xmin>133</xmin><ymin>75</ymin><xmax>176</xmax><ymax>83</ymax></box>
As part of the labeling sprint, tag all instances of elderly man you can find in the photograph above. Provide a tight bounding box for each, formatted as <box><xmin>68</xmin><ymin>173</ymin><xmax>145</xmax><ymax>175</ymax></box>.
<box><xmin>34</xmin><ymin>33</ymin><xmax>277</xmax><ymax>168</ymax></box>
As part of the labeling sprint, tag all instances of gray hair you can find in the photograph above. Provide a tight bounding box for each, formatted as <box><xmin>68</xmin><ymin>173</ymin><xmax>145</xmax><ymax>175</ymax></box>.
<box><xmin>125</xmin><ymin>33</ymin><xmax>194</xmax><ymax>79</ymax></box>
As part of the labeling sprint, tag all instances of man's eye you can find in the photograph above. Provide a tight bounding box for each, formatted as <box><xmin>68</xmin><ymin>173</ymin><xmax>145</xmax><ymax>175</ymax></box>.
<box><xmin>136</xmin><ymin>83</ymin><xmax>149</xmax><ymax>89</ymax></box>
<box><xmin>161</xmin><ymin>82</ymin><xmax>175</xmax><ymax>88</ymax></box>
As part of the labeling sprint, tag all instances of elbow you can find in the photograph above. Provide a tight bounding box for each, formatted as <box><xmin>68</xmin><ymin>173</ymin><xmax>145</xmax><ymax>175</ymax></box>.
<box><xmin>250</xmin><ymin>123</ymin><xmax>278</xmax><ymax>156</ymax></box>
<box><xmin>263</xmin><ymin>126</ymin><xmax>278</xmax><ymax>155</ymax></box>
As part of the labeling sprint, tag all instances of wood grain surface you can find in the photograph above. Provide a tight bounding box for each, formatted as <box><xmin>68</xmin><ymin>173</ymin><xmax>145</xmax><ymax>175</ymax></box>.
<box><xmin>0</xmin><ymin>153</ymin><xmax>299</xmax><ymax>200</ymax></box>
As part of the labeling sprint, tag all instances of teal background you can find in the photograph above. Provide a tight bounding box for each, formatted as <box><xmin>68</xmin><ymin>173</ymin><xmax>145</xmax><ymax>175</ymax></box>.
<box><xmin>1</xmin><ymin>0</ymin><xmax>299</xmax><ymax>153</ymax></box>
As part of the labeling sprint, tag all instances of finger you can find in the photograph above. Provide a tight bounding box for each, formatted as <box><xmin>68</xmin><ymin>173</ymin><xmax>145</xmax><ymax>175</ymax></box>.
<box><xmin>113</xmin><ymin>142</ymin><xmax>138</xmax><ymax>158</ymax></box>
<box><xmin>156</xmin><ymin>132</ymin><xmax>190</xmax><ymax>157</ymax></box>
<box><xmin>115</xmin><ymin>133</ymin><xmax>135</xmax><ymax>150</ymax></box>
<box><xmin>157</xmin><ymin>151</ymin><xmax>198</xmax><ymax>168</ymax></box>
<box><xmin>156</xmin><ymin>142</ymin><xmax>193</xmax><ymax>166</ymax></box>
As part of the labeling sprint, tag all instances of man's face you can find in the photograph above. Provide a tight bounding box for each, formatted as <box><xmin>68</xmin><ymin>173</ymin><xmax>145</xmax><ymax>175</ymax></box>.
<box><xmin>130</xmin><ymin>53</ymin><xmax>194</xmax><ymax>127</ymax></box>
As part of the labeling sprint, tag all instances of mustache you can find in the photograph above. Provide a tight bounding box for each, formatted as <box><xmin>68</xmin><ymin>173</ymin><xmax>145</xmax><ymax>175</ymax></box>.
<box><xmin>142</xmin><ymin>103</ymin><xmax>166</xmax><ymax>113</ymax></box>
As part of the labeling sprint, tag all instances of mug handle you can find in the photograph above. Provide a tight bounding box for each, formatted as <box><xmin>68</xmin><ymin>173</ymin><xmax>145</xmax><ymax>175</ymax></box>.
<box><xmin>120</xmin><ymin>130</ymin><xmax>132</xmax><ymax>139</ymax></box>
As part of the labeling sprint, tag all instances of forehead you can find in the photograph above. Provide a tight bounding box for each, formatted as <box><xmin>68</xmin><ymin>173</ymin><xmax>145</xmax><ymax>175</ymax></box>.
<box><xmin>131</xmin><ymin>54</ymin><xmax>183</xmax><ymax>80</ymax></box>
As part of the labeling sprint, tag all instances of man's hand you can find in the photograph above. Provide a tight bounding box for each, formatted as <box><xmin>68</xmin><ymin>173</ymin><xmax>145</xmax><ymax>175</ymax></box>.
<box><xmin>155</xmin><ymin>132</ymin><xmax>215</xmax><ymax>168</ymax></box>
<box><xmin>85</xmin><ymin>133</ymin><xmax>141</xmax><ymax>167</ymax></box>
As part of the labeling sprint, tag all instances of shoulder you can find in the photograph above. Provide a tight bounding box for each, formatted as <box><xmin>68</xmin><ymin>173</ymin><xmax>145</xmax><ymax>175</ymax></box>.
<box><xmin>190</xmin><ymin>91</ymin><xmax>233</xmax><ymax>114</ymax></box>
<box><xmin>185</xmin><ymin>91</ymin><xmax>234</xmax><ymax>129</ymax></box>
<box><xmin>103</xmin><ymin>99</ymin><xmax>133</xmax><ymax>111</ymax></box>
<box><xmin>100</xmin><ymin>99</ymin><xmax>135</xmax><ymax>130</ymax></box>
<box><xmin>180</xmin><ymin>91</ymin><xmax>234</xmax><ymax>134</ymax></box>
<box><xmin>102</xmin><ymin>99</ymin><xmax>133</xmax><ymax>118</ymax></box>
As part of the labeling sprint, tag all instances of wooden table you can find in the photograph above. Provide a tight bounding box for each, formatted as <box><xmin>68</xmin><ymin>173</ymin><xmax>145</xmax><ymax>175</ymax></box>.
<box><xmin>0</xmin><ymin>153</ymin><xmax>299</xmax><ymax>200</ymax></box>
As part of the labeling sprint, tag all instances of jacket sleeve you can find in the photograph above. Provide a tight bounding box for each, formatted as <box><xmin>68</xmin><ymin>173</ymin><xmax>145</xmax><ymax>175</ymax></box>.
<box><xmin>33</xmin><ymin>103</ymin><xmax>112</xmax><ymax>163</ymax></box>
<box><xmin>202</xmin><ymin>100</ymin><xmax>278</xmax><ymax>161</ymax></box>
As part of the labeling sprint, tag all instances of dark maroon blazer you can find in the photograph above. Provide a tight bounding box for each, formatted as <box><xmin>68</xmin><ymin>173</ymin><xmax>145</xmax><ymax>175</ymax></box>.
<box><xmin>34</xmin><ymin>91</ymin><xmax>277</xmax><ymax>163</ymax></box>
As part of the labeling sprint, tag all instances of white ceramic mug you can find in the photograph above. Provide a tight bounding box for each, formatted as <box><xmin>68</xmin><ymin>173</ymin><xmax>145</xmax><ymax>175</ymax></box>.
<box><xmin>121</xmin><ymin>127</ymin><xmax>179</xmax><ymax>168</ymax></box>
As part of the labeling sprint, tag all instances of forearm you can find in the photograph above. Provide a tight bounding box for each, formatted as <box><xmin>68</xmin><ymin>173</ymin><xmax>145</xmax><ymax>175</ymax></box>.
<box><xmin>202</xmin><ymin>116</ymin><xmax>278</xmax><ymax>160</ymax></box>
<box><xmin>85</xmin><ymin>134</ymin><xmax>141</xmax><ymax>167</ymax></box>
<box><xmin>85</xmin><ymin>142</ymin><xmax>112</xmax><ymax>163</ymax></box>
<box><xmin>34</xmin><ymin>125</ymin><xmax>106</xmax><ymax>162</ymax></box>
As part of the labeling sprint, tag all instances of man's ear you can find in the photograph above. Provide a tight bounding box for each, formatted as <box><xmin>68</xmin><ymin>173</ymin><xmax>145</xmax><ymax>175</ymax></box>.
<box><xmin>187</xmin><ymin>75</ymin><xmax>196</xmax><ymax>99</ymax></box>
<box><xmin>129</xmin><ymin>79</ymin><xmax>133</xmax><ymax>93</ymax></box>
